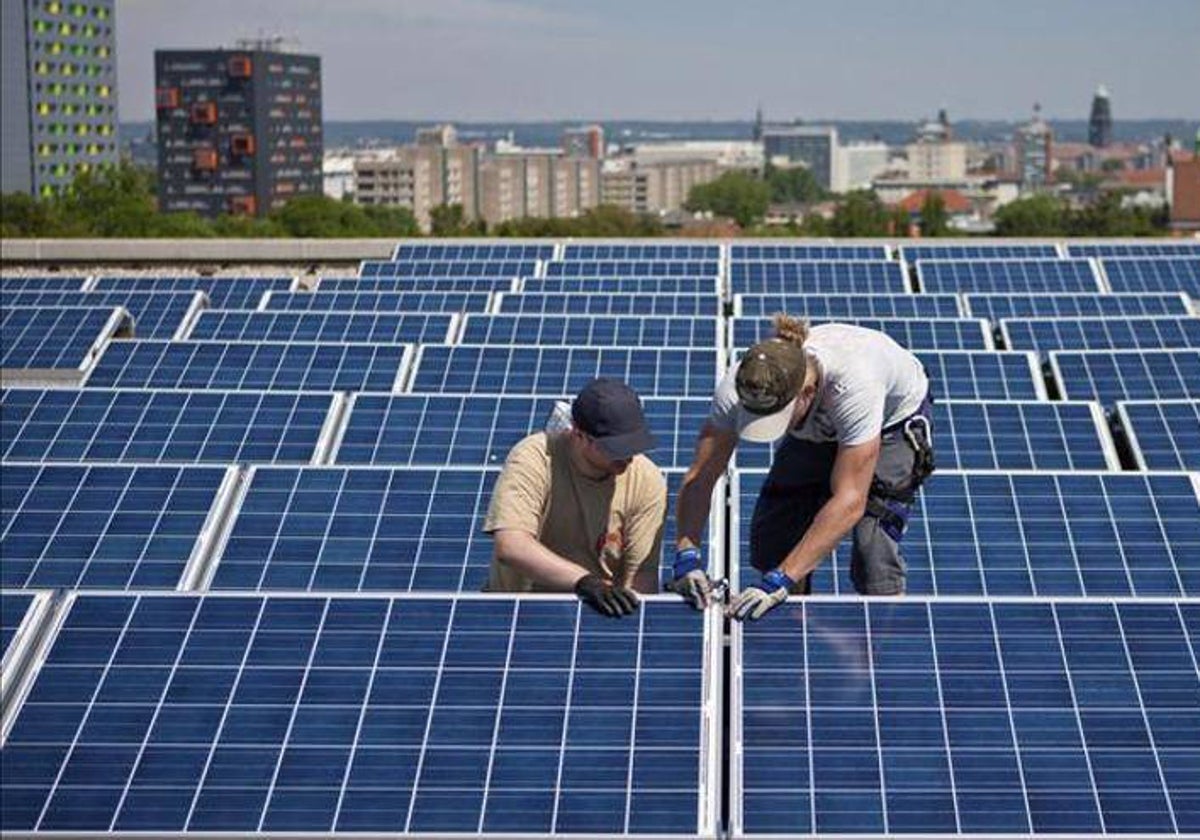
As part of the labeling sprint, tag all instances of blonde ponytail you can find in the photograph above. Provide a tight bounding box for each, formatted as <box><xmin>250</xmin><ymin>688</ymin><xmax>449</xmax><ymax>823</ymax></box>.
<box><xmin>771</xmin><ymin>312</ymin><xmax>809</xmax><ymax>347</ymax></box>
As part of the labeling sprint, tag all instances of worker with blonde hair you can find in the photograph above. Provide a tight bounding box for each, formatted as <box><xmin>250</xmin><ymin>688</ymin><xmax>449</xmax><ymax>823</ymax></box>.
<box><xmin>669</xmin><ymin>314</ymin><xmax>934</xmax><ymax>620</ymax></box>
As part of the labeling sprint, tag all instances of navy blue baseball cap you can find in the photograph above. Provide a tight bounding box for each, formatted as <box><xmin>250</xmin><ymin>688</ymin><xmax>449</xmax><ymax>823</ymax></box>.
<box><xmin>571</xmin><ymin>378</ymin><xmax>657</xmax><ymax>461</ymax></box>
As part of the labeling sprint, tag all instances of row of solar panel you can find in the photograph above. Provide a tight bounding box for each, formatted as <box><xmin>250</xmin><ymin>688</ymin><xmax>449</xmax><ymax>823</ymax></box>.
<box><xmin>2</xmin><ymin>592</ymin><xmax>1199</xmax><ymax>835</ymax></box>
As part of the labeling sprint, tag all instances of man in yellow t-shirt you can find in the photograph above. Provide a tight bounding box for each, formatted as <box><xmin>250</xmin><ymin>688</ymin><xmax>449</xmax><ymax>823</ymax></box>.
<box><xmin>483</xmin><ymin>378</ymin><xmax>667</xmax><ymax>617</ymax></box>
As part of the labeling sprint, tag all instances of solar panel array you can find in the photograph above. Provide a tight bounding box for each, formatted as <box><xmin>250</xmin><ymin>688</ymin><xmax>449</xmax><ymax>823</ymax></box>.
<box><xmin>1</xmin><ymin>306</ymin><xmax>131</xmax><ymax>375</ymax></box>
<box><xmin>2</xmin><ymin>239</ymin><xmax>1199</xmax><ymax>839</ymax></box>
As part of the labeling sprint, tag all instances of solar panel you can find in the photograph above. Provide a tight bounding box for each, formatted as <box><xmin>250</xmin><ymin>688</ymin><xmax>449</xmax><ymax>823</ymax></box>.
<box><xmin>320</xmin><ymin>277</ymin><xmax>519</xmax><ymax>294</ymax></box>
<box><xmin>1070</xmin><ymin>241</ymin><xmax>1200</xmax><ymax>257</ymax></box>
<box><xmin>522</xmin><ymin>277</ymin><xmax>718</xmax><ymax>294</ymax></box>
<box><xmin>0</xmin><ymin>290</ymin><xmax>206</xmax><ymax>340</ymax></box>
<box><xmin>1101</xmin><ymin>257</ymin><xmax>1200</xmax><ymax>299</ymax></box>
<box><xmin>736</xmin><ymin>294</ymin><xmax>962</xmax><ymax>318</ymax></box>
<box><xmin>917</xmin><ymin>259</ymin><xmax>1102</xmax><ymax>294</ymax></box>
<box><xmin>0</xmin><ymin>463</ymin><xmax>236</xmax><ymax>590</ymax></box>
<box><xmin>408</xmin><ymin>345</ymin><xmax>719</xmax><ymax>398</ymax></box>
<box><xmin>563</xmin><ymin>243</ymin><xmax>721</xmax><ymax>260</ymax></box>
<box><xmin>1</xmin><ymin>389</ymin><xmax>337</xmax><ymax>465</ymax></box>
<box><xmin>331</xmin><ymin>394</ymin><xmax>710</xmax><ymax>470</ymax></box>
<box><xmin>733</xmin><ymin>401</ymin><xmax>1117</xmax><ymax>471</ymax></box>
<box><xmin>393</xmin><ymin>242</ymin><xmax>554</xmax><ymax>261</ymax></box>
<box><xmin>359</xmin><ymin>260</ymin><xmax>537</xmax><ymax>278</ymax></box>
<box><xmin>1</xmin><ymin>307</ymin><xmax>131</xmax><ymax>377</ymax></box>
<box><xmin>85</xmin><ymin>341</ymin><xmax>412</xmax><ymax>393</ymax></box>
<box><xmin>0</xmin><ymin>275</ymin><xmax>90</xmax><ymax>294</ymax></box>
<box><xmin>1002</xmin><ymin>316</ymin><xmax>1200</xmax><ymax>356</ymax></box>
<box><xmin>901</xmin><ymin>243</ymin><xmax>1062</xmax><ymax>260</ymax></box>
<box><xmin>90</xmin><ymin>276</ymin><xmax>294</xmax><ymax>310</ymax></box>
<box><xmin>264</xmin><ymin>290</ymin><xmax>492</xmax><ymax>314</ymax></box>
<box><xmin>964</xmin><ymin>292</ymin><xmax>1192</xmax><ymax>320</ymax></box>
<box><xmin>1</xmin><ymin>591</ymin><xmax>37</xmax><ymax>669</ymax></box>
<box><xmin>731</xmin><ymin>470</ymin><xmax>1200</xmax><ymax>594</ymax></box>
<box><xmin>461</xmin><ymin>315</ymin><xmax>721</xmax><ymax>349</ymax></box>
<box><xmin>735</xmin><ymin>598</ymin><xmax>1200</xmax><ymax>836</ymax></box>
<box><xmin>731</xmin><ymin>244</ymin><xmax>889</xmax><ymax>260</ymax></box>
<box><xmin>1118</xmin><ymin>400</ymin><xmax>1200</xmax><ymax>471</ymax></box>
<box><xmin>496</xmin><ymin>293</ymin><xmax>720</xmax><ymax>317</ymax></box>
<box><xmin>547</xmin><ymin>261</ymin><xmax>720</xmax><ymax>278</ymax></box>
<box><xmin>730</xmin><ymin>262</ymin><xmax>909</xmax><ymax>295</ymax></box>
<box><xmin>1050</xmin><ymin>349</ymin><xmax>1200</xmax><ymax>406</ymax></box>
<box><xmin>0</xmin><ymin>592</ymin><xmax>717</xmax><ymax>834</ymax></box>
<box><xmin>188</xmin><ymin>310</ymin><xmax>456</xmax><ymax>344</ymax></box>
<box><xmin>732</xmin><ymin>318</ymin><xmax>991</xmax><ymax>351</ymax></box>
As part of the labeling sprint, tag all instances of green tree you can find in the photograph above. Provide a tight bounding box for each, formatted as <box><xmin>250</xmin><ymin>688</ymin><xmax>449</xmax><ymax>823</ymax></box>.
<box><xmin>54</xmin><ymin>161</ymin><xmax>160</xmax><ymax>236</ymax></box>
<box><xmin>828</xmin><ymin>190</ymin><xmax>890</xmax><ymax>237</ymax></box>
<box><xmin>889</xmin><ymin>207</ymin><xmax>912</xmax><ymax>238</ymax></box>
<box><xmin>919</xmin><ymin>192</ymin><xmax>950</xmax><ymax>237</ymax></box>
<box><xmin>685</xmin><ymin>172</ymin><xmax>770</xmax><ymax>228</ymax></box>
<box><xmin>765</xmin><ymin>164</ymin><xmax>826</xmax><ymax>204</ymax></box>
<box><xmin>429</xmin><ymin>204</ymin><xmax>486</xmax><ymax>236</ymax></box>
<box><xmin>993</xmin><ymin>194</ymin><xmax>1069</xmax><ymax>236</ymax></box>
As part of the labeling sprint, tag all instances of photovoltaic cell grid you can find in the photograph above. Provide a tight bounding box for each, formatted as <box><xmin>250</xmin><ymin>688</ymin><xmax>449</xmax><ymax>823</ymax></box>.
<box><xmin>901</xmin><ymin>244</ymin><xmax>1062</xmax><ymax>260</ymax></box>
<box><xmin>547</xmin><ymin>261</ymin><xmax>720</xmax><ymax>278</ymax></box>
<box><xmin>188</xmin><ymin>310</ymin><xmax>455</xmax><ymax>345</ymax></box>
<box><xmin>461</xmin><ymin>315</ymin><xmax>721</xmax><ymax>349</ymax></box>
<box><xmin>733</xmin><ymin>401</ymin><xmax>1116</xmax><ymax>471</ymax></box>
<box><xmin>732</xmin><ymin>318</ymin><xmax>991</xmax><ymax>351</ymax></box>
<box><xmin>1102</xmin><ymin>257</ymin><xmax>1200</xmax><ymax>299</ymax></box>
<box><xmin>730</xmin><ymin>262</ymin><xmax>908</xmax><ymax>295</ymax></box>
<box><xmin>1</xmin><ymin>591</ymin><xmax>35</xmax><ymax>665</ymax></box>
<box><xmin>90</xmin><ymin>276</ymin><xmax>294</xmax><ymax>310</ymax></box>
<box><xmin>393</xmin><ymin>243</ymin><xmax>554</xmax><ymax>260</ymax></box>
<box><xmin>1119</xmin><ymin>400</ymin><xmax>1200</xmax><ymax>471</ymax></box>
<box><xmin>522</xmin><ymin>277</ymin><xmax>718</xmax><ymax>295</ymax></box>
<box><xmin>1050</xmin><ymin>350</ymin><xmax>1200</xmax><ymax>406</ymax></box>
<box><xmin>733</xmin><ymin>471</ymin><xmax>1200</xmax><ymax>596</ymax></box>
<box><xmin>964</xmin><ymin>293</ymin><xmax>1192</xmax><ymax>320</ymax></box>
<box><xmin>0</xmin><ymin>594</ymin><xmax>712</xmax><ymax>835</ymax></box>
<box><xmin>1002</xmin><ymin>316</ymin><xmax>1200</xmax><ymax>356</ymax></box>
<box><xmin>264</xmin><ymin>291</ymin><xmax>491</xmax><ymax>314</ymax></box>
<box><xmin>319</xmin><ymin>277</ymin><xmax>519</xmax><ymax>294</ymax></box>
<box><xmin>409</xmin><ymin>345</ymin><xmax>719</xmax><ymax>398</ymax></box>
<box><xmin>0</xmin><ymin>463</ymin><xmax>231</xmax><ymax>590</ymax></box>
<box><xmin>736</xmin><ymin>599</ymin><xmax>1200</xmax><ymax>836</ymax></box>
<box><xmin>736</xmin><ymin>293</ymin><xmax>962</xmax><ymax>318</ymax></box>
<box><xmin>0</xmin><ymin>389</ymin><xmax>334</xmax><ymax>465</ymax></box>
<box><xmin>0</xmin><ymin>290</ymin><xmax>202</xmax><ymax>340</ymax></box>
<box><xmin>730</xmin><ymin>245</ymin><xmax>889</xmax><ymax>260</ymax></box>
<box><xmin>496</xmin><ymin>293</ymin><xmax>720</xmax><ymax>317</ymax></box>
<box><xmin>332</xmin><ymin>394</ymin><xmax>710</xmax><ymax>470</ymax></box>
<box><xmin>562</xmin><ymin>243</ymin><xmax>720</xmax><ymax>260</ymax></box>
<box><xmin>359</xmin><ymin>260</ymin><xmax>537</xmax><ymax>278</ymax></box>
<box><xmin>86</xmin><ymin>342</ymin><xmax>411</xmax><ymax>394</ymax></box>
<box><xmin>0</xmin><ymin>275</ymin><xmax>90</xmax><ymax>294</ymax></box>
<box><xmin>917</xmin><ymin>259</ymin><xmax>1102</xmax><ymax>294</ymax></box>
<box><xmin>1</xmin><ymin>307</ymin><xmax>127</xmax><ymax>372</ymax></box>
<box><xmin>1071</xmin><ymin>242</ymin><xmax>1200</xmax><ymax>257</ymax></box>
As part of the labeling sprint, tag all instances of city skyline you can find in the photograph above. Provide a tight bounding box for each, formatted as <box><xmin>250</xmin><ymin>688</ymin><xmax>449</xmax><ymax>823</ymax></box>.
<box><xmin>116</xmin><ymin>0</ymin><xmax>1199</xmax><ymax>123</ymax></box>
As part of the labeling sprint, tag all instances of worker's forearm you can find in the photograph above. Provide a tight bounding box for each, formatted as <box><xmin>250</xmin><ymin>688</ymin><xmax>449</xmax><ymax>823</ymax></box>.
<box><xmin>777</xmin><ymin>493</ymin><xmax>864</xmax><ymax>582</ymax></box>
<box><xmin>495</xmin><ymin>531</ymin><xmax>589</xmax><ymax>591</ymax></box>
<box><xmin>675</xmin><ymin>477</ymin><xmax>715</xmax><ymax>549</ymax></box>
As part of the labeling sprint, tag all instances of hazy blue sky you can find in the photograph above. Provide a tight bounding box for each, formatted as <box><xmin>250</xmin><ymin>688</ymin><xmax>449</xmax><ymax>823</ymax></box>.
<box><xmin>117</xmin><ymin>0</ymin><xmax>1198</xmax><ymax>122</ymax></box>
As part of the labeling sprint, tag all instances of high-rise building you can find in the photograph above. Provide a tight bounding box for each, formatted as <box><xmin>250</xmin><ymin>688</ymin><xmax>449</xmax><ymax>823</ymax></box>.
<box><xmin>838</xmin><ymin>142</ymin><xmax>891</xmax><ymax>192</ymax></box>
<box><xmin>1</xmin><ymin>0</ymin><xmax>119</xmax><ymax>197</ymax></box>
<box><xmin>562</xmin><ymin>125</ymin><xmax>605</xmax><ymax>158</ymax></box>
<box><xmin>761</xmin><ymin>124</ymin><xmax>840</xmax><ymax>191</ymax></box>
<box><xmin>154</xmin><ymin>42</ymin><xmax>322</xmax><ymax>218</ymax></box>
<box><xmin>1088</xmin><ymin>85</ymin><xmax>1113</xmax><ymax>148</ymax></box>
<box><xmin>1015</xmin><ymin>104</ymin><xmax>1053</xmax><ymax>190</ymax></box>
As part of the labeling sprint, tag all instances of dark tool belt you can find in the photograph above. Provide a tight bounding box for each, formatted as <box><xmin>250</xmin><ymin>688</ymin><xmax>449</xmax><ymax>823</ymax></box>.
<box><xmin>867</xmin><ymin>392</ymin><xmax>936</xmax><ymax>542</ymax></box>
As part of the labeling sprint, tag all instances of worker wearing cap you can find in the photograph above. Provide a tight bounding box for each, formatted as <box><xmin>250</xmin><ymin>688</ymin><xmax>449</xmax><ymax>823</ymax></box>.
<box><xmin>484</xmin><ymin>378</ymin><xmax>668</xmax><ymax>617</ymax></box>
<box><xmin>670</xmin><ymin>314</ymin><xmax>934</xmax><ymax>620</ymax></box>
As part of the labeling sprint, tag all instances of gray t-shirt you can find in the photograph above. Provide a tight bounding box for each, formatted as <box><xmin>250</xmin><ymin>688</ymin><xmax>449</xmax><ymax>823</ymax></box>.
<box><xmin>712</xmin><ymin>323</ymin><xmax>929</xmax><ymax>446</ymax></box>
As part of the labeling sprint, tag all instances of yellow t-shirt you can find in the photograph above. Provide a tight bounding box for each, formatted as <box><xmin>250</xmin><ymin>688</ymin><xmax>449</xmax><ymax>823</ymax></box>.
<box><xmin>483</xmin><ymin>432</ymin><xmax>667</xmax><ymax>592</ymax></box>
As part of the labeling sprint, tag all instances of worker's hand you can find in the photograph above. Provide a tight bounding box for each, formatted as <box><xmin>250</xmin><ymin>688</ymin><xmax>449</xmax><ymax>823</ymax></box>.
<box><xmin>727</xmin><ymin>569</ymin><xmax>794</xmax><ymax>622</ymax></box>
<box><xmin>669</xmin><ymin>547</ymin><xmax>713</xmax><ymax>609</ymax></box>
<box><xmin>574</xmin><ymin>573</ymin><xmax>640</xmax><ymax>618</ymax></box>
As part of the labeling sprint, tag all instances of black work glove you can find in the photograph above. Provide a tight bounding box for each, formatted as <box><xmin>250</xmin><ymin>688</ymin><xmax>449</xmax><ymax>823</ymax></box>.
<box><xmin>574</xmin><ymin>573</ymin><xmax>640</xmax><ymax>618</ymax></box>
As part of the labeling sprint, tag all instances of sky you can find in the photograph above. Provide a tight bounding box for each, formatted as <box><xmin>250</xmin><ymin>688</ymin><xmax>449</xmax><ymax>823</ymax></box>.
<box><xmin>116</xmin><ymin>0</ymin><xmax>1200</xmax><ymax>123</ymax></box>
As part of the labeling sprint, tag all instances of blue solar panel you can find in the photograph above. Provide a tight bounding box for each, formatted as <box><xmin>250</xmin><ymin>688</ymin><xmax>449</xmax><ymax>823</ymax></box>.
<box><xmin>409</xmin><ymin>345</ymin><xmax>719</xmax><ymax>397</ymax></box>
<box><xmin>730</xmin><ymin>262</ymin><xmax>909</xmax><ymax>295</ymax></box>
<box><xmin>1003</xmin><ymin>316</ymin><xmax>1200</xmax><ymax>356</ymax></box>
<box><xmin>461</xmin><ymin>315</ymin><xmax>720</xmax><ymax>348</ymax></box>
<box><xmin>188</xmin><ymin>310</ymin><xmax>455</xmax><ymax>344</ymax></box>
<box><xmin>731</xmin><ymin>245</ymin><xmax>889</xmax><ymax>260</ymax></box>
<box><xmin>732</xmin><ymin>318</ymin><xmax>990</xmax><ymax>351</ymax></box>
<box><xmin>736</xmin><ymin>294</ymin><xmax>962</xmax><ymax>318</ymax></box>
<box><xmin>1118</xmin><ymin>400</ymin><xmax>1200</xmax><ymax>471</ymax></box>
<box><xmin>0</xmin><ymin>463</ymin><xmax>233</xmax><ymax>589</ymax></box>
<box><xmin>1051</xmin><ymin>350</ymin><xmax>1200</xmax><ymax>406</ymax></box>
<box><xmin>914</xmin><ymin>351</ymin><xmax>1045</xmax><ymax>400</ymax></box>
<box><xmin>562</xmin><ymin>244</ymin><xmax>721</xmax><ymax>260</ymax></box>
<box><xmin>90</xmin><ymin>276</ymin><xmax>294</xmax><ymax>310</ymax></box>
<box><xmin>964</xmin><ymin>292</ymin><xmax>1192</xmax><ymax>320</ymax></box>
<box><xmin>1</xmin><ymin>307</ymin><xmax>130</xmax><ymax>373</ymax></box>
<box><xmin>1</xmin><ymin>290</ymin><xmax>204</xmax><ymax>340</ymax></box>
<box><xmin>522</xmin><ymin>277</ymin><xmax>718</xmax><ymax>294</ymax></box>
<box><xmin>547</xmin><ymin>261</ymin><xmax>719</xmax><ymax>277</ymax></box>
<box><xmin>901</xmin><ymin>243</ymin><xmax>1061</xmax><ymax>260</ymax></box>
<box><xmin>1102</xmin><ymin>257</ymin><xmax>1200</xmax><ymax>299</ymax></box>
<box><xmin>733</xmin><ymin>401</ymin><xmax>1116</xmax><ymax>470</ymax></box>
<box><xmin>1</xmin><ymin>591</ymin><xmax>36</xmax><ymax>666</ymax></box>
<box><xmin>359</xmin><ymin>260</ymin><xmax>536</xmax><ymax>278</ymax></box>
<box><xmin>1</xmin><ymin>389</ymin><xmax>335</xmax><ymax>464</ymax></box>
<box><xmin>332</xmin><ymin>394</ymin><xmax>710</xmax><ymax>469</ymax></box>
<box><xmin>0</xmin><ymin>275</ymin><xmax>90</xmax><ymax>294</ymax></box>
<box><xmin>1070</xmin><ymin>241</ymin><xmax>1200</xmax><ymax>257</ymax></box>
<box><xmin>736</xmin><ymin>598</ymin><xmax>1200</xmax><ymax>835</ymax></box>
<box><xmin>732</xmin><ymin>470</ymin><xmax>1200</xmax><ymax>594</ymax></box>
<box><xmin>0</xmin><ymin>592</ymin><xmax>714</xmax><ymax>834</ymax></box>
<box><xmin>85</xmin><ymin>341</ymin><xmax>411</xmax><ymax>393</ymax></box>
<box><xmin>393</xmin><ymin>243</ymin><xmax>554</xmax><ymax>260</ymax></box>
<box><xmin>264</xmin><ymin>290</ymin><xmax>491</xmax><ymax>314</ymax></box>
<box><xmin>321</xmin><ymin>277</ymin><xmax>519</xmax><ymax>294</ymax></box>
<box><xmin>497</xmin><ymin>293</ymin><xmax>720</xmax><ymax>317</ymax></box>
<box><xmin>917</xmin><ymin>259</ymin><xmax>1102</xmax><ymax>293</ymax></box>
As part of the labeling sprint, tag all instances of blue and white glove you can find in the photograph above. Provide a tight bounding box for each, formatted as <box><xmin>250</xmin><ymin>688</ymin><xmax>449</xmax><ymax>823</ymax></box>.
<box><xmin>668</xmin><ymin>547</ymin><xmax>713</xmax><ymax>610</ymax></box>
<box><xmin>727</xmin><ymin>569</ymin><xmax>794</xmax><ymax>622</ymax></box>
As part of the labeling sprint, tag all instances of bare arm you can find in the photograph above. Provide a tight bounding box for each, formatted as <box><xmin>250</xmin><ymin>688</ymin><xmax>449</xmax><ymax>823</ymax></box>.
<box><xmin>675</xmin><ymin>421</ymin><xmax>737</xmax><ymax>550</ymax></box>
<box><xmin>493</xmin><ymin>529</ymin><xmax>590</xmax><ymax>592</ymax></box>
<box><xmin>775</xmin><ymin>436</ymin><xmax>880</xmax><ymax>582</ymax></box>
